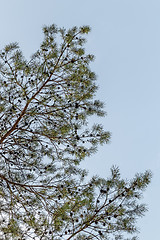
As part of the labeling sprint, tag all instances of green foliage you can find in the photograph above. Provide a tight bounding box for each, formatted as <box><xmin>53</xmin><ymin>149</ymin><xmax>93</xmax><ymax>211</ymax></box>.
<box><xmin>0</xmin><ymin>24</ymin><xmax>152</xmax><ymax>239</ymax></box>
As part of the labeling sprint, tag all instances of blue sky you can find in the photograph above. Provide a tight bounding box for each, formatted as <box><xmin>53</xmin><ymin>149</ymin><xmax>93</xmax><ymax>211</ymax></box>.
<box><xmin>0</xmin><ymin>1</ymin><xmax>159</xmax><ymax>239</ymax></box>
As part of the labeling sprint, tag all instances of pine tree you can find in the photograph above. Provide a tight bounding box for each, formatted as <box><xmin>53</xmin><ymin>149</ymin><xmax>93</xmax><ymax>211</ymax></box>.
<box><xmin>0</xmin><ymin>24</ymin><xmax>152</xmax><ymax>240</ymax></box>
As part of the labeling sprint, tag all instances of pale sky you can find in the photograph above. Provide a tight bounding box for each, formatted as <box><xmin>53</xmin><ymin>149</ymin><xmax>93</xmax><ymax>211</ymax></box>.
<box><xmin>0</xmin><ymin>1</ymin><xmax>159</xmax><ymax>239</ymax></box>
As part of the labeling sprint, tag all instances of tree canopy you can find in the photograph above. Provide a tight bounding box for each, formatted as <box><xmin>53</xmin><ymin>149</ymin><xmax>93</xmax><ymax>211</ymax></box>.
<box><xmin>0</xmin><ymin>24</ymin><xmax>152</xmax><ymax>240</ymax></box>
